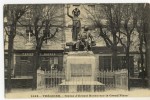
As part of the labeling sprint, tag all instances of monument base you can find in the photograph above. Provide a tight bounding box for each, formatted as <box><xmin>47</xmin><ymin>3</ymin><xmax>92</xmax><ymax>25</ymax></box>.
<box><xmin>58</xmin><ymin>81</ymin><xmax>105</xmax><ymax>92</ymax></box>
<box><xmin>59</xmin><ymin>51</ymin><xmax>105</xmax><ymax>92</ymax></box>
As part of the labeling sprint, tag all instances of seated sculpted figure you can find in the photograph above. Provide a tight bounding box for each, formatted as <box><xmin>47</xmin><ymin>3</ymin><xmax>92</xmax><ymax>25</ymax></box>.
<box><xmin>76</xmin><ymin>27</ymin><xmax>94</xmax><ymax>51</ymax></box>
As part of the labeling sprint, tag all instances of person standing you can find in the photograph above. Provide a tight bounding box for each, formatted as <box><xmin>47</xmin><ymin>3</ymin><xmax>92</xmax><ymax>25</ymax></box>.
<box><xmin>67</xmin><ymin>6</ymin><xmax>81</xmax><ymax>41</ymax></box>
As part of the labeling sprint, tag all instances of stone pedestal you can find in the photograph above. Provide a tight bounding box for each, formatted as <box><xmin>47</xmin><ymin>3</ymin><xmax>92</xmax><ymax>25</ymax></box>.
<box><xmin>59</xmin><ymin>51</ymin><xmax>105</xmax><ymax>92</ymax></box>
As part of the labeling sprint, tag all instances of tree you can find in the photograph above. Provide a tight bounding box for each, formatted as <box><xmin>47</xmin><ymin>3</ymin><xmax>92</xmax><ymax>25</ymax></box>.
<box><xmin>118</xmin><ymin>4</ymin><xmax>138</xmax><ymax>90</ymax></box>
<box><xmin>84</xmin><ymin>4</ymin><xmax>125</xmax><ymax>70</ymax></box>
<box><xmin>4</xmin><ymin>5</ymin><xmax>29</xmax><ymax>92</ymax></box>
<box><xmin>135</xmin><ymin>4</ymin><xmax>147</xmax><ymax>87</ymax></box>
<box><xmin>84</xmin><ymin>4</ymin><xmax>139</xmax><ymax>90</ymax></box>
<box><xmin>142</xmin><ymin>3</ymin><xmax>150</xmax><ymax>88</ymax></box>
<box><xmin>25</xmin><ymin>5</ymin><xmax>64</xmax><ymax>90</ymax></box>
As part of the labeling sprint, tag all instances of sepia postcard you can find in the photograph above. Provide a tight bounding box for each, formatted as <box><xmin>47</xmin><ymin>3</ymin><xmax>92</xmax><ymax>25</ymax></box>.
<box><xmin>2</xmin><ymin>1</ymin><xmax>150</xmax><ymax>99</ymax></box>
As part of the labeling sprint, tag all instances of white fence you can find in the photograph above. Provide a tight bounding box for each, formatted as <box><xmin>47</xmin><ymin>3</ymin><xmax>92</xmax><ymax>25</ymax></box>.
<box><xmin>37</xmin><ymin>69</ymin><xmax>128</xmax><ymax>91</ymax></box>
<box><xmin>44</xmin><ymin>70</ymin><xmax>65</xmax><ymax>88</ymax></box>
<box><xmin>37</xmin><ymin>70</ymin><xmax>45</xmax><ymax>89</ymax></box>
<box><xmin>115</xmin><ymin>69</ymin><xmax>128</xmax><ymax>90</ymax></box>
<box><xmin>97</xmin><ymin>70</ymin><xmax>115</xmax><ymax>90</ymax></box>
<box><xmin>97</xmin><ymin>69</ymin><xmax>128</xmax><ymax>90</ymax></box>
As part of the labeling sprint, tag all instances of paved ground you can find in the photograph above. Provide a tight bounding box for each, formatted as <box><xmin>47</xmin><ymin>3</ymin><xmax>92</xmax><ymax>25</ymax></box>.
<box><xmin>5</xmin><ymin>88</ymin><xmax>150</xmax><ymax>98</ymax></box>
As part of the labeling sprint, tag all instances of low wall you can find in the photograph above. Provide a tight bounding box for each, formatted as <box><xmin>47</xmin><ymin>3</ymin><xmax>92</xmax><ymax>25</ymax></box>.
<box><xmin>5</xmin><ymin>78</ymin><xmax>32</xmax><ymax>88</ymax></box>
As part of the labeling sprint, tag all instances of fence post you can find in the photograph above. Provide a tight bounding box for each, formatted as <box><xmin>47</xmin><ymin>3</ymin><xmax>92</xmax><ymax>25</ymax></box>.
<box><xmin>114</xmin><ymin>69</ymin><xmax>128</xmax><ymax>90</ymax></box>
<box><xmin>37</xmin><ymin>69</ymin><xmax>45</xmax><ymax>89</ymax></box>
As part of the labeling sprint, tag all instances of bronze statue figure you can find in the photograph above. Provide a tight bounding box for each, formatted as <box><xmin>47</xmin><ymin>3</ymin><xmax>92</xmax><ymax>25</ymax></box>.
<box><xmin>76</xmin><ymin>27</ymin><xmax>95</xmax><ymax>51</ymax></box>
<box><xmin>66</xmin><ymin>5</ymin><xmax>96</xmax><ymax>51</ymax></box>
<box><xmin>67</xmin><ymin>6</ymin><xmax>81</xmax><ymax>41</ymax></box>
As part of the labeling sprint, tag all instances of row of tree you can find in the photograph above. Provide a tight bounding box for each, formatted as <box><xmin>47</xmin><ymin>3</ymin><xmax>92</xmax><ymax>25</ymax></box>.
<box><xmin>4</xmin><ymin>4</ymin><xmax>64</xmax><ymax>92</ymax></box>
<box><xmin>84</xmin><ymin>4</ymin><xmax>149</xmax><ymax>90</ymax></box>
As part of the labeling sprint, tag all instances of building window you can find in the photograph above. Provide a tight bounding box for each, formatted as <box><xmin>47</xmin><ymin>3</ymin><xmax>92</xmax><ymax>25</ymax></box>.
<box><xmin>5</xmin><ymin>58</ymin><xmax>8</xmax><ymax>67</ymax></box>
<box><xmin>25</xmin><ymin>9</ymin><xmax>32</xmax><ymax>19</ymax></box>
<box><xmin>15</xmin><ymin>56</ymin><xmax>33</xmax><ymax>77</ymax></box>
<box><xmin>26</xmin><ymin>29</ymin><xmax>33</xmax><ymax>34</ymax></box>
<box><xmin>43</xmin><ymin>30</ymin><xmax>50</xmax><ymax>37</ymax></box>
<box><xmin>103</xmin><ymin>56</ymin><xmax>111</xmax><ymax>70</ymax></box>
<box><xmin>120</xmin><ymin>56</ymin><xmax>126</xmax><ymax>69</ymax></box>
<box><xmin>43</xmin><ymin>30</ymin><xmax>50</xmax><ymax>44</ymax></box>
<box><xmin>4</xmin><ymin>58</ymin><xmax>8</xmax><ymax>78</ymax></box>
<box><xmin>26</xmin><ymin>27</ymin><xmax>33</xmax><ymax>43</ymax></box>
<box><xmin>99</xmin><ymin>56</ymin><xmax>111</xmax><ymax>71</ymax></box>
<box><xmin>20</xmin><ymin>56</ymin><xmax>29</xmax><ymax>61</ymax></box>
<box><xmin>41</xmin><ymin>57</ymin><xmax>59</xmax><ymax>71</ymax></box>
<box><xmin>26</xmin><ymin>12</ymin><xmax>30</xmax><ymax>19</ymax></box>
<box><xmin>99</xmin><ymin>55</ymin><xmax>134</xmax><ymax>72</ymax></box>
<box><xmin>117</xmin><ymin>56</ymin><xmax>133</xmax><ymax>69</ymax></box>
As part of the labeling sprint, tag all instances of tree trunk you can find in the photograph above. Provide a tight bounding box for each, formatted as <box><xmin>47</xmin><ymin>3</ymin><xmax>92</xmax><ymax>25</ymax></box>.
<box><xmin>126</xmin><ymin>46</ymin><xmax>130</xmax><ymax>90</ymax></box>
<box><xmin>146</xmin><ymin>37</ymin><xmax>150</xmax><ymax>88</ymax></box>
<box><xmin>112</xmin><ymin>33</ymin><xmax>118</xmax><ymax>70</ymax></box>
<box><xmin>126</xmin><ymin>33</ymin><xmax>131</xmax><ymax>91</ymax></box>
<box><xmin>144</xmin><ymin>3</ymin><xmax>150</xmax><ymax>89</ymax></box>
<box><xmin>112</xmin><ymin>46</ymin><xmax>118</xmax><ymax>70</ymax></box>
<box><xmin>145</xmin><ymin>25</ymin><xmax>150</xmax><ymax>88</ymax></box>
<box><xmin>139</xmin><ymin>34</ymin><xmax>145</xmax><ymax>87</ymax></box>
<box><xmin>7</xmin><ymin>34</ymin><xmax>14</xmax><ymax>92</ymax></box>
<box><xmin>32</xmin><ymin>49</ymin><xmax>40</xmax><ymax>90</ymax></box>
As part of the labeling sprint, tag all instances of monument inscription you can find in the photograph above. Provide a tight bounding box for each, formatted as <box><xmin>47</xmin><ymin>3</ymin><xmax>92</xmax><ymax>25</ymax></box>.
<box><xmin>71</xmin><ymin>64</ymin><xmax>92</xmax><ymax>77</ymax></box>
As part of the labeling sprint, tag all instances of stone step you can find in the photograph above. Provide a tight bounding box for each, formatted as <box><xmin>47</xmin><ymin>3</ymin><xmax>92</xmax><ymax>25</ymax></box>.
<box><xmin>58</xmin><ymin>81</ymin><xmax>105</xmax><ymax>92</ymax></box>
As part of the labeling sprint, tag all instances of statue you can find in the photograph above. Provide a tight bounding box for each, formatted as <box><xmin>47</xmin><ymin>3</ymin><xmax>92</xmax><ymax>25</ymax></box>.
<box><xmin>67</xmin><ymin>5</ymin><xmax>81</xmax><ymax>41</ymax></box>
<box><xmin>76</xmin><ymin>26</ymin><xmax>95</xmax><ymax>51</ymax></box>
<box><xmin>66</xmin><ymin>5</ymin><xmax>96</xmax><ymax>51</ymax></box>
